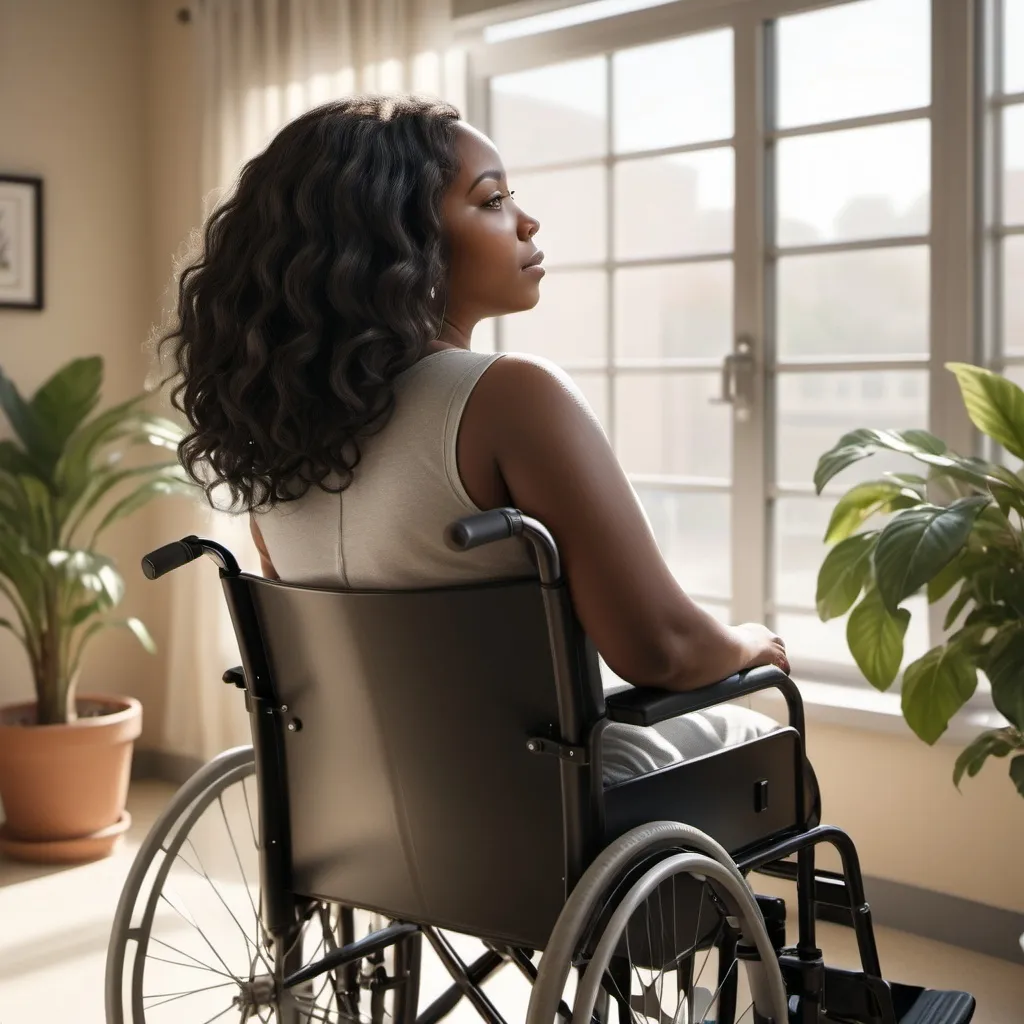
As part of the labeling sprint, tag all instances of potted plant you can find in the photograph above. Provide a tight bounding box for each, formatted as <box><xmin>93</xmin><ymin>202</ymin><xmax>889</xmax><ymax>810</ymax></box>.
<box><xmin>0</xmin><ymin>356</ymin><xmax>189</xmax><ymax>863</ymax></box>
<box><xmin>814</xmin><ymin>361</ymin><xmax>1024</xmax><ymax>800</ymax></box>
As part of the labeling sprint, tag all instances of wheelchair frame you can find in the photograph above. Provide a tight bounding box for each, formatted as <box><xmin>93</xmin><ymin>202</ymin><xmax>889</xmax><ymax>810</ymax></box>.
<box><xmin>119</xmin><ymin>509</ymin><xmax>976</xmax><ymax>1024</ymax></box>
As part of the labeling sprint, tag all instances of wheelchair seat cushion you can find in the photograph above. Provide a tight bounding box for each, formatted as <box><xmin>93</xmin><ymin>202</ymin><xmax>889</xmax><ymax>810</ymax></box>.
<box><xmin>602</xmin><ymin>704</ymin><xmax>782</xmax><ymax>786</ymax></box>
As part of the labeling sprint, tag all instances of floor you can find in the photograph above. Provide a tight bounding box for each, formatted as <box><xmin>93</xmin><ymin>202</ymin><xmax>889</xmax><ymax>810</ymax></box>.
<box><xmin>0</xmin><ymin>780</ymin><xmax>1020</xmax><ymax>1024</ymax></box>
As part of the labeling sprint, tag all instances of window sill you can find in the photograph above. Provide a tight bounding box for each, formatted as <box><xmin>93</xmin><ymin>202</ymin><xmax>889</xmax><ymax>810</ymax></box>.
<box><xmin>749</xmin><ymin>678</ymin><xmax>1008</xmax><ymax>746</ymax></box>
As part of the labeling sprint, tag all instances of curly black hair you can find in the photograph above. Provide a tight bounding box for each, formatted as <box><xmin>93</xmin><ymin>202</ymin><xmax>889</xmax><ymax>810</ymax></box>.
<box><xmin>159</xmin><ymin>95</ymin><xmax>462</xmax><ymax>512</ymax></box>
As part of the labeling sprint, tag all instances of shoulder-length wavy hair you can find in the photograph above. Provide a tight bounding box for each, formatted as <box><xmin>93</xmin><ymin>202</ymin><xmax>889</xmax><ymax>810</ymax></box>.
<box><xmin>160</xmin><ymin>95</ymin><xmax>462</xmax><ymax>513</ymax></box>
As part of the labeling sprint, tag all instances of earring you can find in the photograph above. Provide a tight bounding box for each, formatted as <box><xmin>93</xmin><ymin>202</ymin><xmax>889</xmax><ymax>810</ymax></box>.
<box><xmin>430</xmin><ymin>286</ymin><xmax>436</xmax><ymax>300</ymax></box>
<box><xmin>433</xmin><ymin>287</ymin><xmax>448</xmax><ymax>342</ymax></box>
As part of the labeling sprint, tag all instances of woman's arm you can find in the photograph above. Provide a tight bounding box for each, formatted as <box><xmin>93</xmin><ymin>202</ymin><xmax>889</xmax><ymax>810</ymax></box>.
<box><xmin>249</xmin><ymin>516</ymin><xmax>280</xmax><ymax>580</ymax></box>
<box><xmin>465</xmin><ymin>354</ymin><xmax>785</xmax><ymax>691</ymax></box>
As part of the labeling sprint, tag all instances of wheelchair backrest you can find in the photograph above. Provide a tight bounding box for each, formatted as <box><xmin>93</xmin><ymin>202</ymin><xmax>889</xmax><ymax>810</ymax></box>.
<box><xmin>237</xmin><ymin>572</ymin><xmax>602</xmax><ymax>946</ymax></box>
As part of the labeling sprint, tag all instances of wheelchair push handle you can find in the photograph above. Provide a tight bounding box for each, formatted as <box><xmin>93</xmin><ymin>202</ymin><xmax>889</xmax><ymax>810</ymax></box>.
<box><xmin>142</xmin><ymin>537</ymin><xmax>203</xmax><ymax>579</ymax></box>
<box><xmin>446</xmin><ymin>508</ymin><xmax>562</xmax><ymax>585</ymax></box>
<box><xmin>445</xmin><ymin>509</ymin><xmax>522</xmax><ymax>550</ymax></box>
<box><xmin>141</xmin><ymin>535</ymin><xmax>241</xmax><ymax>579</ymax></box>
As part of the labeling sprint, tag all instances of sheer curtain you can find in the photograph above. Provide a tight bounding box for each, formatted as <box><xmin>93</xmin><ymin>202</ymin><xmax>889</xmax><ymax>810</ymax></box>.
<box><xmin>159</xmin><ymin>0</ymin><xmax>466</xmax><ymax>762</ymax></box>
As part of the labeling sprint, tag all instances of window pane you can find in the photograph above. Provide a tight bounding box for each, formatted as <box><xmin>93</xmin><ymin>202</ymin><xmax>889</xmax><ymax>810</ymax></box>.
<box><xmin>773</xmin><ymin>496</ymin><xmax>832</xmax><ymax>609</ymax></box>
<box><xmin>776</xmin><ymin>0</ymin><xmax>930</xmax><ymax>129</ymax></box>
<box><xmin>776</xmin><ymin>371</ymin><xmax>929</xmax><ymax>488</ymax></box>
<box><xmin>635</xmin><ymin>488</ymin><xmax>731</xmax><ymax>600</ymax></box>
<box><xmin>514</xmin><ymin>164</ymin><xmax>606</xmax><ymax>265</ymax></box>
<box><xmin>503</xmin><ymin>271</ymin><xmax>607</xmax><ymax>363</ymax></box>
<box><xmin>1003</xmin><ymin>366</ymin><xmax>1024</xmax><ymax>470</ymax></box>
<box><xmin>1004</xmin><ymin>104</ymin><xmax>1024</xmax><ymax>226</ymax></box>
<box><xmin>773</xmin><ymin>496</ymin><xmax>925</xmax><ymax>608</ymax></box>
<box><xmin>614</xmin><ymin>263</ymin><xmax>732</xmax><ymax>361</ymax></box>
<box><xmin>776</xmin><ymin>121</ymin><xmax>930</xmax><ymax>246</ymax></box>
<box><xmin>613</xmin><ymin>29</ymin><xmax>732</xmax><ymax>153</ymax></box>
<box><xmin>775</xmin><ymin>601</ymin><xmax>929</xmax><ymax>674</ymax></box>
<box><xmin>1005</xmin><ymin>236</ymin><xmax>1024</xmax><ymax>353</ymax></box>
<box><xmin>777</xmin><ymin>247</ymin><xmax>929</xmax><ymax>359</ymax></box>
<box><xmin>774</xmin><ymin>611</ymin><xmax>856</xmax><ymax>669</ymax></box>
<box><xmin>1006</xmin><ymin>0</ymin><xmax>1024</xmax><ymax>95</ymax></box>
<box><xmin>614</xmin><ymin>150</ymin><xmax>734</xmax><ymax>260</ymax></box>
<box><xmin>569</xmin><ymin>371</ymin><xmax>609</xmax><ymax>434</ymax></box>
<box><xmin>490</xmin><ymin>57</ymin><xmax>607</xmax><ymax>169</ymax></box>
<box><xmin>615</xmin><ymin>373</ymin><xmax>731</xmax><ymax>478</ymax></box>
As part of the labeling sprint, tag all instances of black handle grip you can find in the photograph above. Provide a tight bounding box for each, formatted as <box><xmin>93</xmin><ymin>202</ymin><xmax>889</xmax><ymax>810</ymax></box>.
<box><xmin>445</xmin><ymin>509</ymin><xmax>522</xmax><ymax>551</ymax></box>
<box><xmin>141</xmin><ymin>536</ymin><xmax>202</xmax><ymax>580</ymax></box>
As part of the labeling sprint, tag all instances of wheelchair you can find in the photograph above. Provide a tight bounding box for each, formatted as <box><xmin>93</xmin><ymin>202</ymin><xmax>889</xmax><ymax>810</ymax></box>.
<box><xmin>105</xmin><ymin>508</ymin><xmax>977</xmax><ymax>1024</ymax></box>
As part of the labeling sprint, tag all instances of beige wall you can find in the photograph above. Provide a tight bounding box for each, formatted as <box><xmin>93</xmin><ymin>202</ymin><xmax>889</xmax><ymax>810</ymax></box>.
<box><xmin>806</xmin><ymin>722</ymin><xmax>1024</xmax><ymax>913</ymax></box>
<box><xmin>0</xmin><ymin>0</ymin><xmax>167</xmax><ymax>746</ymax></box>
<box><xmin>1</xmin><ymin>0</ymin><xmax>1020</xmax><ymax>917</ymax></box>
<box><xmin>141</xmin><ymin>0</ymin><xmax>205</xmax><ymax>745</ymax></box>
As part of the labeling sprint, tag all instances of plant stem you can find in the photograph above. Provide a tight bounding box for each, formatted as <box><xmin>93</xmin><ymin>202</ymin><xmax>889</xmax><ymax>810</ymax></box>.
<box><xmin>35</xmin><ymin>583</ymin><xmax>73</xmax><ymax>724</ymax></box>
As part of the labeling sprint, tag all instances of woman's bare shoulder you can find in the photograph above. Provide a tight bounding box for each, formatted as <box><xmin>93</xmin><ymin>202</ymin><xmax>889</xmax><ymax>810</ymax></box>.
<box><xmin>461</xmin><ymin>349</ymin><xmax>695</xmax><ymax>686</ymax></box>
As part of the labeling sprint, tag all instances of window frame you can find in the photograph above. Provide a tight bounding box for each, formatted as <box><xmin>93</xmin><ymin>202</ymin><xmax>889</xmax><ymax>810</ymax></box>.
<box><xmin>464</xmin><ymin>0</ymin><xmax>1002</xmax><ymax>718</ymax></box>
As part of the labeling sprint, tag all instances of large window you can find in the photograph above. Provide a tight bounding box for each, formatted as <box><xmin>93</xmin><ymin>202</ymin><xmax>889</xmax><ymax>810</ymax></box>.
<box><xmin>989</xmin><ymin>0</ymin><xmax>1024</xmax><ymax>396</ymax></box>
<box><xmin>467</xmin><ymin>0</ymin><xmax>1020</xmax><ymax>692</ymax></box>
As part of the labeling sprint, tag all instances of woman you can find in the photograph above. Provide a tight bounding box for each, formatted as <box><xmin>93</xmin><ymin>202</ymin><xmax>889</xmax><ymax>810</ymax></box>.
<box><xmin>162</xmin><ymin>95</ymin><xmax>788</xmax><ymax>784</ymax></box>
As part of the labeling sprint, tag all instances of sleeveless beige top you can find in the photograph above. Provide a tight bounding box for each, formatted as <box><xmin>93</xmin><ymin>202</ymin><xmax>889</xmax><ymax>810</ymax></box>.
<box><xmin>255</xmin><ymin>349</ymin><xmax>535</xmax><ymax>588</ymax></box>
<box><xmin>255</xmin><ymin>346</ymin><xmax>778</xmax><ymax>784</ymax></box>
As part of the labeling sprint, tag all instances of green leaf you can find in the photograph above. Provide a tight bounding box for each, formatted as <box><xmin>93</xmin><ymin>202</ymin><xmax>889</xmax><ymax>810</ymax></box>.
<box><xmin>900</xmin><ymin>429</ymin><xmax>950</xmax><ymax>454</ymax></box>
<box><xmin>814</xmin><ymin>428</ymin><xmax>950</xmax><ymax>493</ymax></box>
<box><xmin>823</xmin><ymin>481</ymin><xmax>917</xmax><ymax>544</ymax></box>
<box><xmin>964</xmin><ymin>602</ymin><xmax>1019</xmax><ymax>630</ymax></box>
<box><xmin>68</xmin><ymin>614</ymin><xmax>156</xmax><ymax>678</ymax></box>
<box><xmin>952</xmin><ymin>728</ymin><xmax>1018</xmax><ymax>788</ymax></box>
<box><xmin>62</xmin><ymin>460</ymin><xmax>184</xmax><ymax>545</ymax></box>
<box><xmin>90</xmin><ymin>476</ymin><xmax>194</xmax><ymax>542</ymax></box>
<box><xmin>0</xmin><ymin>616</ymin><xmax>25</xmax><ymax>643</ymax></box>
<box><xmin>0</xmin><ymin>440</ymin><xmax>38</xmax><ymax>477</ymax></box>
<box><xmin>927</xmin><ymin>553</ymin><xmax>966</xmax><ymax>603</ymax></box>
<box><xmin>124</xmin><ymin>616</ymin><xmax>156</xmax><ymax>654</ymax></box>
<box><xmin>816</xmin><ymin>532</ymin><xmax>876</xmax><ymax>620</ymax></box>
<box><xmin>873</xmin><ymin>497</ymin><xmax>990</xmax><ymax>613</ymax></box>
<box><xmin>947</xmin><ymin>362</ymin><xmax>1024</xmax><ymax>460</ymax></box>
<box><xmin>53</xmin><ymin>394</ymin><xmax>148</xmax><ymax>499</ymax></box>
<box><xmin>984</xmin><ymin>630</ymin><xmax>1024</xmax><ymax>729</ymax></box>
<box><xmin>1010</xmin><ymin>755</ymin><xmax>1024</xmax><ymax>798</ymax></box>
<box><xmin>0</xmin><ymin>575</ymin><xmax>35</xmax><ymax>644</ymax></box>
<box><xmin>47</xmin><ymin>549</ymin><xmax>124</xmax><ymax>608</ymax></box>
<box><xmin>67</xmin><ymin>600</ymin><xmax>102</xmax><ymax>627</ymax></box>
<box><xmin>887</xmin><ymin>472</ymin><xmax>928</xmax><ymax>490</ymax></box>
<box><xmin>901</xmin><ymin>646</ymin><xmax>978</xmax><ymax>744</ymax></box>
<box><xmin>17</xmin><ymin>473</ymin><xmax>54</xmax><ymax>549</ymax></box>
<box><xmin>943</xmin><ymin>581</ymin><xmax>973</xmax><ymax>630</ymax></box>
<box><xmin>0</xmin><ymin>368</ymin><xmax>47</xmax><ymax>461</ymax></box>
<box><xmin>29</xmin><ymin>357</ymin><xmax>103</xmax><ymax>464</ymax></box>
<box><xmin>846</xmin><ymin>587</ymin><xmax>911</xmax><ymax>691</ymax></box>
<box><xmin>946</xmin><ymin>621</ymin><xmax>993</xmax><ymax>661</ymax></box>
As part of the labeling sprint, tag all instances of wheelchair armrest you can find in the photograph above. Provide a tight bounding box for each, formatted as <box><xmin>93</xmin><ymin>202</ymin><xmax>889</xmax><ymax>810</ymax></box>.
<box><xmin>603</xmin><ymin>665</ymin><xmax>805</xmax><ymax>740</ymax></box>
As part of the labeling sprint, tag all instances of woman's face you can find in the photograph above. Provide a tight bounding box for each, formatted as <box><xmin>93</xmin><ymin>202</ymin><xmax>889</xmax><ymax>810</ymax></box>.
<box><xmin>441</xmin><ymin>122</ymin><xmax>543</xmax><ymax>328</ymax></box>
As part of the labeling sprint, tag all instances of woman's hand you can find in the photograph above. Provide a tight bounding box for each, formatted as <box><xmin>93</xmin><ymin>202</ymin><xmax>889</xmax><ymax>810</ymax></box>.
<box><xmin>733</xmin><ymin>622</ymin><xmax>790</xmax><ymax>675</ymax></box>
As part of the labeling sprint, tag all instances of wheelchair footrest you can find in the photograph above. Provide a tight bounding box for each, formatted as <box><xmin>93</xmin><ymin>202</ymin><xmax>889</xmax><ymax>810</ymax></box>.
<box><xmin>896</xmin><ymin>987</ymin><xmax>976</xmax><ymax>1024</ymax></box>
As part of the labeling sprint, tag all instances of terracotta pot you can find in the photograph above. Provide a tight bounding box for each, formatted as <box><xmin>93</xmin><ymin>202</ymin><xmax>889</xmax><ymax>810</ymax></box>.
<box><xmin>0</xmin><ymin>694</ymin><xmax>142</xmax><ymax>862</ymax></box>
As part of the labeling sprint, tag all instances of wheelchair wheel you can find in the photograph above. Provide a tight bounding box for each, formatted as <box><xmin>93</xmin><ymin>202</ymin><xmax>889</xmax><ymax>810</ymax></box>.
<box><xmin>529</xmin><ymin>823</ymin><xmax>788</xmax><ymax>1024</ymax></box>
<box><xmin>105</xmin><ymin>745</ymin><xmax>420</xmax><ymax>1024</ymax></box>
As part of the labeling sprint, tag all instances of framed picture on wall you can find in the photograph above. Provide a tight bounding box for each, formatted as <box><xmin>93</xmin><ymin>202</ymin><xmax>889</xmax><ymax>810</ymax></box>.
<box><xmin>0</xmin><ymin>175</ymin><xmax>44</xmax><ymax>310</ymax></box>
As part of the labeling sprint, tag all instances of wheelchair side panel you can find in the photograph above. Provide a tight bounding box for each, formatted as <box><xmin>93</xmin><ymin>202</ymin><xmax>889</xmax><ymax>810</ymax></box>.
<box><xmin>602</xmin><ymin>728</ymin><xmax>804</xmax><ymax>854</ymax></box>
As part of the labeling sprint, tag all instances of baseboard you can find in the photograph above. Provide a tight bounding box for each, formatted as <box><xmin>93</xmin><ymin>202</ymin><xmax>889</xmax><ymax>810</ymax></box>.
<box><xmin>131</xmin><ymin>747</ymin><xmax>1023</xmax><ymax>964</ymax></box>
<box><xmin>132</xmin><ymin>747</ymin><xmax>205</xmax><ymax>786</ymax></box>
<box><xmin>860</xmin><ymin>874</ymin><xmax>1023</xmax><ymax>964</ymax></box>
